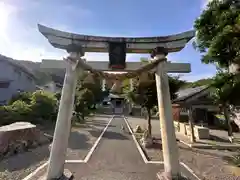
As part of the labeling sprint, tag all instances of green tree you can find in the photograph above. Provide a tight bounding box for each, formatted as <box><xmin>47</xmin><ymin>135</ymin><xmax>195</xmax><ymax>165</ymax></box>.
<box><xmin>210</xmin><ymin>71</ymin><xmax>240</xmax><ymax>141</ymax></box>
<box><xmin>127</xmin><ymin>75</ymin><xmax>184</xmax><ymax>136</ymax></box>
<box><xmin>122</xmin><ymin>79</ymin><xmax>130</xmax><ymax>93</ymax></box>
<box><xmin>74</xmin><ymin>72</ymin><xmax>104</xmax><ymax>121</ymax></box>
<box><xmin>168</xmin><ymin>76</ymin><xmax>186</xmax><ymax>99</ymax></box>
<box><xmin>81</xmin><ymin>75</ymin><xmax>103</xmax><ymax>108</ymax></box>
<box><xmin>194</xmin><ymin>0</ymin><xmax>240</xmax><ymax>72</ymax></box>
<box><xmin>74</xmin><ymin>89</ymin><xmax>94</xmax><ymax>121</ymax></box>
<box><xmin>128</xmin><ymin>80</ymin><xmax>156</xmax><ymax>136</ymax></box>
<box><xmin>194</xmin><ymin>0</ymin><xmax>240</xmax><ymax>142</ymax></box>
<box><xmin>183</xmin><ymin>78</ymin><xmax>213</xmax><ymax>88</ymax></box>
<box><xmin>30</xmin><ymin>90</ymin><xmax>58</xmax><ymax>122</ymax></box>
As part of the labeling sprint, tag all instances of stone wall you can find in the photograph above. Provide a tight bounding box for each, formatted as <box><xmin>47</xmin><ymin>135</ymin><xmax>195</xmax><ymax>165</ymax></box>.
<box><xmin>174</xmin><ymin>121</ymin><xmax>210</xmax><ymax>139</ymax></box>
<box><xmin>0</xmin><ymin>122</ymin><xmax>50</xmax><ymax>159</ymax></box>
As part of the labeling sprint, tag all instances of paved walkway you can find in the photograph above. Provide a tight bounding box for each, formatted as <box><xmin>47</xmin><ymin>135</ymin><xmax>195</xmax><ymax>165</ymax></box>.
<box><xmin>65</xmin><ymin>116</ymin><xmax>162</xmax><ymax>180</ymax></box>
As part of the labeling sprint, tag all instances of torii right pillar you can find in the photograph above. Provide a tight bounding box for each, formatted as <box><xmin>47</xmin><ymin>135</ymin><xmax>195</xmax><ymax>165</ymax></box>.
<box><xmin>153</xmin><ymin>47</ymin><xmax>181</xmax><ymax>180</ymax></box>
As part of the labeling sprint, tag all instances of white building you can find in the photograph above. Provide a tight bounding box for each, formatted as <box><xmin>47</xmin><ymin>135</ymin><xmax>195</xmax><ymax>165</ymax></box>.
<box><xmin>0</xmin><ymin>55</ymin><xmax>37</xmax><ymax>105</ymax></box>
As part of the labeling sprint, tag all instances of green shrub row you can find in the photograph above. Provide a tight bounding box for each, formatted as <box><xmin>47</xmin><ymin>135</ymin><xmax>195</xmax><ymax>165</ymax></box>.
<box><xmin>0</xmin><ymin>91</ymin><xmax>58</xmax><ymax>126</ymax></box>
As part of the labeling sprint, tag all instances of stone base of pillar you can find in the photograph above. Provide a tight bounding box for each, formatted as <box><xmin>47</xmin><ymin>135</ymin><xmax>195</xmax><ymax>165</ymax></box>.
<box><xmin>57</xmin><ymin>169</ymin><xmax>73</xmax><ymax>180</ymax></box>
<box><xmin>28</xmin><ymin>168</ymin><xmax>73</xmax><ymax>180</ymax></box>
<box><xmin>46</xmin><ymin>169</ymin><xmax>73</xmax><ymax>180</ymax></box>
<box><xmin>156</xmin><ymin>171</ymin><xmax>188</xmax><ymax>180</ymax></box>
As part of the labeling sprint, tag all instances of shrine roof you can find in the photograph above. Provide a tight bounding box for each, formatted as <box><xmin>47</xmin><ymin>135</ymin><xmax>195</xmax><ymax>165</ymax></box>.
<box><xmin>38</xmin><ymin>24</ymin><xmax>195</xmax><ymax>53</ymax></box>
<box><xmin>173</xmin><ymin>85</ymin><xmax>209</xmax><ymax>103</ymax></box>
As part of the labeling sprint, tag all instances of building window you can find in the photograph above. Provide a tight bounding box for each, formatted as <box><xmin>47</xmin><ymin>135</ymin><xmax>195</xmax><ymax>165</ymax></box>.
<box><xmin>0</xmin><ymin>82</ymin><xmax>10</xmax><ymax>88</ymax></box>
<box><xmin>0</xmin><ymin>100</ymin><xmax>7</xmax><ymax>105</ymax></box>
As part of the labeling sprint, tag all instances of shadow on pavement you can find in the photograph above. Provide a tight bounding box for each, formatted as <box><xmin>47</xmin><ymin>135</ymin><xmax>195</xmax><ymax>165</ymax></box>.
<box><xmin>209</xmin><ymin>134</ymin><xmax>230</xmax><ymax>143</ymax></box>
<box><xmin>88</xmin><ymin>129</ymin><xmax>129</xmax><ymax>140</ymax></box>
<box><xmin>103</xmin><ymin>131</ymin><xmax>129</xmax><ymax>140</ymax></box>
<box><xmin>88</xmin><ymin>129</ymin><xmax>103</xmax><ymax>138</ymax></box>
<box><xmin>68</xmin><ymin>131</ymin><xmax>92</xmax><ymax>150</ymax></box>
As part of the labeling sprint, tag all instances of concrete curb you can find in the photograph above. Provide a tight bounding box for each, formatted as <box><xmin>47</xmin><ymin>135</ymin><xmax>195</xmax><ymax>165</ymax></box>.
<box><xmin>22</xmin><ymin>162</ymin><xmax>48</xmax><ymax>180</ymax></box>
<box><xmin>178</xmin><ymin>139</ymin><xmax>240</xmax><ymax>151</ymax></box>
<box><xmin>123</xmin><ymin>115</ymin><xmax>149</xmax><ymax>164</ymax></box>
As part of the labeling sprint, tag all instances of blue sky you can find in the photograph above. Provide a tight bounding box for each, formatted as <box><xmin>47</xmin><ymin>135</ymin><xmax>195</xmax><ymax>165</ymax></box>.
<box><xmin>0</xmin><ymin>0</ymin><xmax>216</xmax><ymax>82</ymax></box>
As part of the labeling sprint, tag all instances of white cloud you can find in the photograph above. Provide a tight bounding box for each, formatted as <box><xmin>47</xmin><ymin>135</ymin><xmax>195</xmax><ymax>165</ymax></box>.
<box><xmin>201</xmin><ymin>0</ymin><xmax>222</xmax><ymax>10</ymax></box>
<box><xmin>201</xmin><ymin>0</ymin><xmax>212</xmax><ymax>9</ymax></box>
<box><xmin>0</xmin><ymin>2</ymin><xmax>16</xmax><ymax>48</ymax></box>
<box><xmin>0</xmin><ymin>1</ymin><xmax>95</xmax><ymax>62</ymax></box>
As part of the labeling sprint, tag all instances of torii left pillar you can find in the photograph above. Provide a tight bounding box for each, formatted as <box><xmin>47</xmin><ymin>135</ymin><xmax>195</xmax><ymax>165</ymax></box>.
<box><xmin>46</xmin><ymin>52</ymin><xmax>82</xmax><ymax>179</ymax></box>
<box><xmin>152</xmin><ymin>47</ymin><xmax>180</xmax><ymax>180</ymax></box>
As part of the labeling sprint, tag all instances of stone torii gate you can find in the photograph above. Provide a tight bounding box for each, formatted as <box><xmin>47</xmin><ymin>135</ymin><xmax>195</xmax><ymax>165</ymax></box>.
<box><xmin>38</xmin><ymin>24</ymin><xmax>194</xmax><ymax>180</ymax></box>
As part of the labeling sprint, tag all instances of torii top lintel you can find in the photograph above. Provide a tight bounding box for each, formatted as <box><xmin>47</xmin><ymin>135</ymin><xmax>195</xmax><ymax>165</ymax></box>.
<box><xmin>38</xmin><ymin>24</ymin><xmax>195</xmax><ymax>54</ymax></box>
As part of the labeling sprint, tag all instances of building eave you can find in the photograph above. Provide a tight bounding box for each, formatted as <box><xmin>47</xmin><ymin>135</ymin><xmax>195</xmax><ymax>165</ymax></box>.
<box><xmin>173</xmin><ymin>86</ymin><xmax>211</xmax><ymax>104</ymax></box>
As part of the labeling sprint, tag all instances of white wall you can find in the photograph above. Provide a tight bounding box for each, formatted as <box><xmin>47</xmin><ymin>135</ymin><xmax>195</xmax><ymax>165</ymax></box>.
<box><xmin>0</xmin><ymin>61</ymin><xmax>36</xmax><ymax>104</ymax></box>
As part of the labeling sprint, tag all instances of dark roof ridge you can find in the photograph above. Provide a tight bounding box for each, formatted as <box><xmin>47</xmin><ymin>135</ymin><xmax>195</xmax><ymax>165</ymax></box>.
<box><xmin>0</xmin><ymin>54</ymin><xmax>36</xmax><ymax>79</ymax></box>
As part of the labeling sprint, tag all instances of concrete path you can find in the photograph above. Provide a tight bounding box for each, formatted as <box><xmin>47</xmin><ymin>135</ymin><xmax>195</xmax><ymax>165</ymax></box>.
<box><xmin>65</xmin><ymin>116</ymin><xmax>162</xmax><ymax>180</ymax></box>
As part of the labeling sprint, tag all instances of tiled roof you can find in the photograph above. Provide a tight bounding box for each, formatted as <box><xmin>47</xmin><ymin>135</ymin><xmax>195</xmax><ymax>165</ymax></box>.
<box><xmin>173</xmin><ymin>85</ymin><xmax>209</xmax><ymax>102</ymax></box>
<box><xmin>0</xmin><ymin>55</ymin><xmax>36</xmax><ymax>79</ymax></box>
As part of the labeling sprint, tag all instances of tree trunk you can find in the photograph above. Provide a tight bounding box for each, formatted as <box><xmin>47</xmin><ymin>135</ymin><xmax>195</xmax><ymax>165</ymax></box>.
<box><xmin>146</xmin><ymin>107</ymin><xmax>152</xmax><ymax>136</ymax></box>
<box><xmin>140</xmin><ymin>107</ymin><xmax>153</xmax><ymax>148</ymax></box>
<box><xmin>188</xmin><ymin>107</ymin><xmax>196</xmax><ymax>143</ymax></box>
<box><xmin>223</xmin><ymin>105</ymin><xmax>233</xmax><ymax>142</ymax></box>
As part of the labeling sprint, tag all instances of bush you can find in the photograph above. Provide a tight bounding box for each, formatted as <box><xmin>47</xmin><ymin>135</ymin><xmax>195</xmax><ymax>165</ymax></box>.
<box><xmin>30</xmin><ymin>91</ymin><xmax>58</xmax><ymax>122</ymax></box>
<box><xmin>0</xmin><ymin>100</ymin><xmax>32</xmax><ymax>125</ymax></box>
<box><xmin>54</xmin><ymin>92</ymin><xmax>61</xmax><ymax>101</ymax></box>
<box><xmin>11</xmin><ymin>100</ymin><xmax>32</xmax><ymax>121</ymax></box>
<box><xmin>8</xmin><ymin>92</ymin><xmax>31</xmax><ymax>105</ymax></box>
<box><xmin>0</xmin><ymin>90</ymin><xmax>58</xmax><ymax>126</ymax></box>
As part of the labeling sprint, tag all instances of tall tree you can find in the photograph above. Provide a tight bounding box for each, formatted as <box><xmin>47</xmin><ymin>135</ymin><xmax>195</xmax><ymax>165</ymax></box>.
<box><xmin>194</xmin><ymin>0</ymin><xmax>240</xmax><ymax>73</ymax></box>
<box><xmin>74</xmin><ymin>72</ymin><xmax>104</xmax><ymax>121</ymax></box>
<box><xmin>128</xmin><ymin>80</ymin><xmax>157</xmax><ymax>136</ymax></box>
<box><xmin>75</xmin><ymin>88</ymin><xmax>94</xmax><ymax>121</ymax></box>
<box><xmin>194</xmin><ymin>0</ymin><xmax>240</xmax><ymax>142</ymax></box>
<box><xmin>78</xmin><ymin>73</ymin><xmax>104</xmax><ymax>108</ymax></box>
<box><xmin>210</xmin><ymin>71</ymin><xmax>240</xmax><ymax>141</ymax></box>
<box><xmin>127</xmin><ymin>75</ymin><xmax>185</xmax><ymax>137</ymax></box>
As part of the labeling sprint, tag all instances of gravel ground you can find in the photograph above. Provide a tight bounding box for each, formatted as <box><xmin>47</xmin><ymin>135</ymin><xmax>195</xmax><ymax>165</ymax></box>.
<box><xmin>0</xmin><ymin>114</ymin><xmax>112</xmax><ymax>180</ymax></box>
<box><xmin>0</xmin><ymin>144</ymin><xmax>49</xmax><ymax>180</ymax></box>
<box><xmin>66</xmin><ymin>115</ymin><xmax>112</xmax><ymax>160</ymax></box>
<box><xmin>128</xmin><ymin>116</ymin><xmax>240</xmax><ymax>180</ymax></box>
<box><xmin>143</xmin><ymin>141</ymin><xmax>240</xmax><ymax>180</ymax></box>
